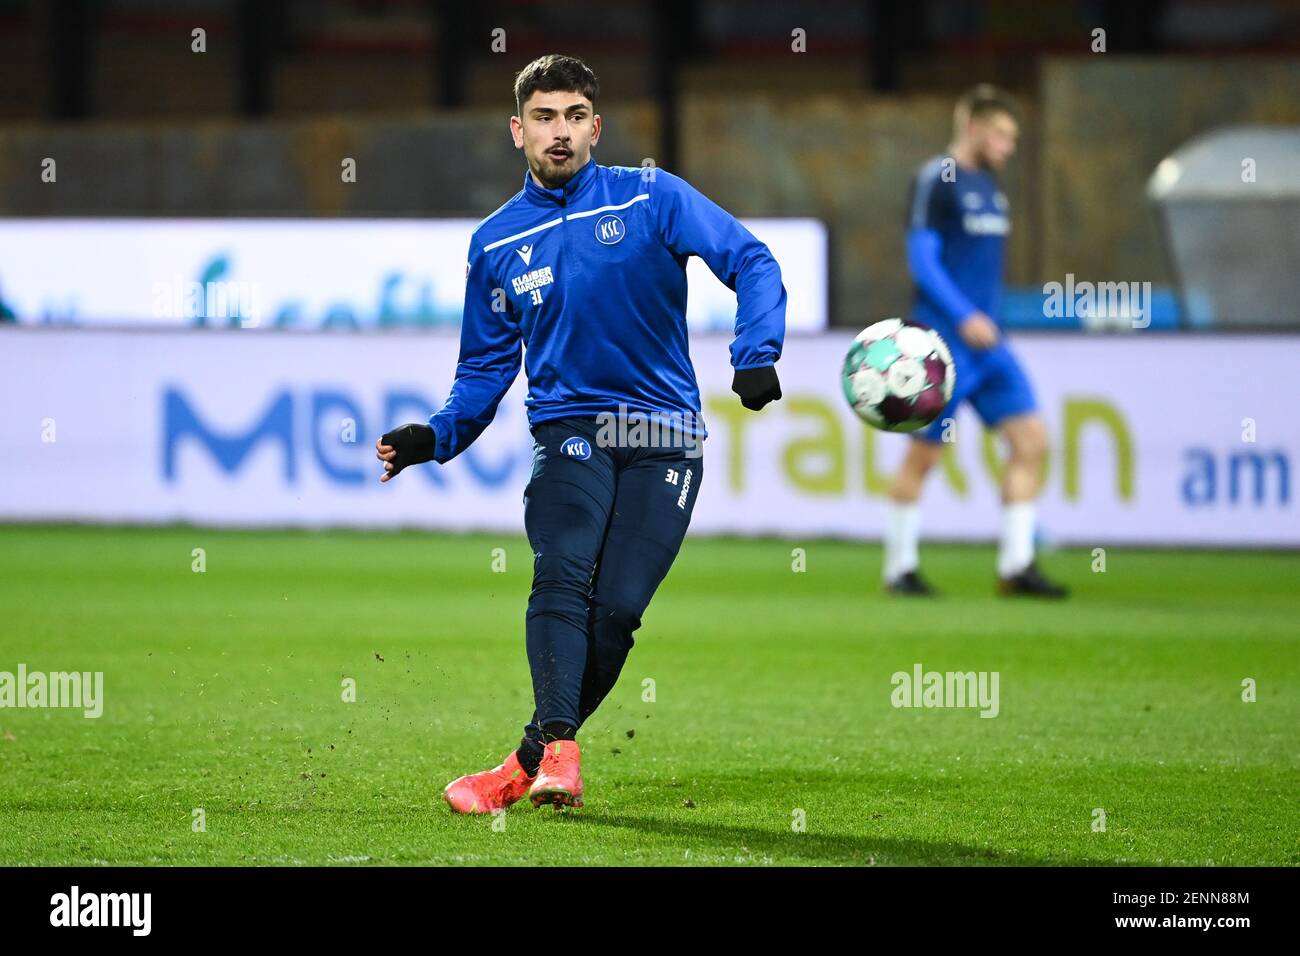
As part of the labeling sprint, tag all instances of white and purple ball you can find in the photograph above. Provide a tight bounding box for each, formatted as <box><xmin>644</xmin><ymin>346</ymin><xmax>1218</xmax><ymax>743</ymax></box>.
<box><xmin>841</xmin><ymin>319</ymin><xmax>955</xmax><ymax>432</ymax></box>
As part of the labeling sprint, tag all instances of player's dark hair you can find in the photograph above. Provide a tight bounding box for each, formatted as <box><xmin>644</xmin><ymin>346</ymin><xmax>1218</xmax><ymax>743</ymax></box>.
<box><xmin>954</xmin><ymin>83</ymin><xmax>1018</xmax><ymax>133</ymax></box>
<box><xmin>514</xmin><ymin>55</ymin><xmax>599</xmax><ymax>116</ymax></box>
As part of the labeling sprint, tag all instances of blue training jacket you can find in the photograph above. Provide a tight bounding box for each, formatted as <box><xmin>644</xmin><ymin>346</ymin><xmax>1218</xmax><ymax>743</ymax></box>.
<box><xmin>427</xmin><ymin>157</ymin><xmax>787</xmax><ymax>463</ymax></box>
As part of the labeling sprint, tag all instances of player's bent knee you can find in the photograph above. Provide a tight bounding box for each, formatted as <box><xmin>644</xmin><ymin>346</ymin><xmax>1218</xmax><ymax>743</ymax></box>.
<box><xmin>531</xmin><ymin>550</ymin><xmax>595</xmax><ymax>585</ymax></box>
<box><xmin>908</xmin><ymin>440</ymin><xmax>945</xmax><ymax>472</ymax></box>
<box><xmin>1001</xmin><ymin>415</ymin><xmax>1048</xmax><ymax>463</ymax></box>
<box><xmin>1019</xmin><ymin>431</ymin><xmax>1049</xmax><ymax>464</ymax></box>
<box><xmin>1007</xmin><ymin>434</ymin><xmax>1046</xmax><ymax>465</ymax></box>
<box><xmin>528</xmin><ymin>554</ymin><xmax>597</xmax><ymax>618</ymax></box>
<box><xmin>527</xmin><ymin>582</ymin><xmax>590</xmax><ymax>622</ymax></box>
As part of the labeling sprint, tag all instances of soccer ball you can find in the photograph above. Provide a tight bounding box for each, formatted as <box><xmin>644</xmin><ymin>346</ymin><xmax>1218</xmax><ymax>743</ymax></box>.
<box><xmin>841</xmin><ymin>319</ymin><xmax>955</xmax><ymax>432</ymax></box>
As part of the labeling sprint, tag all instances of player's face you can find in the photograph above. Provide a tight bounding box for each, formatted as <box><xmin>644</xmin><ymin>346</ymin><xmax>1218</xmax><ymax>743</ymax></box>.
<box><xmin>972</xmin><ymin>113</ymin><xmax>1019</xmax><ymax>170</ymax></box>
<box><xmin>511</xmin><ymin>90</ymin><xmax>601</xmax><ymax>189</ymax></box>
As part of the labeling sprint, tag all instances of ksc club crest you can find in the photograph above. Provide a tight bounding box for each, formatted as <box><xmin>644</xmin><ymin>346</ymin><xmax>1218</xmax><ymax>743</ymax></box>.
<box><xmin>594</xmin><ymin>215</ymin><xmax>625</xmax><ymax>245</ymax></box>
<box><xmin>560</xmin><ymin>436</ymin><xmax>592</xmax><ymax>459</ymax></box>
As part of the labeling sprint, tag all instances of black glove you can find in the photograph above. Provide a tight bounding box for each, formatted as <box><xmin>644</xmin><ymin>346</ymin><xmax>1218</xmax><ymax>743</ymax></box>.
<box><xmin>731</xmin><ymin>365</ymin><xmax>782</xmax><ymax>411</ymax></box>
<box><xmin>379</xmin><ymin>423</ymin><xmax>438</xmax><ymax>479</ymax></box>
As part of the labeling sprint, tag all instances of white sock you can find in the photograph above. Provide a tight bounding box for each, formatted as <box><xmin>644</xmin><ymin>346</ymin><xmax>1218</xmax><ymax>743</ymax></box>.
<box><xmin>883</xmin><ymin>502</ymin><xmax>921</xmax><ymax>583</ymax></box>
<box><xmin>998</xmin><ymin>502</ymin><xmax>1036</xmax><ymax>578</ymax></box>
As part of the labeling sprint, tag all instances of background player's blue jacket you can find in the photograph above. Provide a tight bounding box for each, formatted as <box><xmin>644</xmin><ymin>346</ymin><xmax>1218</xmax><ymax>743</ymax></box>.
<box><xmin>905</xmin><ymin>154</ymin><xmax>1010</xmax><ymax>344</ymax></box>
<box><xmin>428</xmin><ymin>156</ymin><xmax>787</xmax><ymax>463</ymax></box>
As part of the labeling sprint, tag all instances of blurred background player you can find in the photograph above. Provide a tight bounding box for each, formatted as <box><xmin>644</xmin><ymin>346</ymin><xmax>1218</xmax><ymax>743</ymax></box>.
<box><xmin>883</xmin><ymin>84</ymin><xmax>1066</xmax><ymax>599</ymax></box>
<box><xmin>376</xmin><ymin>54</ymin><xmax>785</xmax><ymax>812</ymax></box>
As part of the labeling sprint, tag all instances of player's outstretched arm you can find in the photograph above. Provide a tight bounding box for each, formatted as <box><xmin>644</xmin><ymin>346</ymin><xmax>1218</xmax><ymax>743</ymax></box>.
<box><xmin>375</xmin><ymin>241</ymin><xmax>522</xmax><ymax>481</ymax></box>
<box><xmin>653</xmin><ymin>170</ymin><xmax>786</xmax><ymax>410</ymax></box>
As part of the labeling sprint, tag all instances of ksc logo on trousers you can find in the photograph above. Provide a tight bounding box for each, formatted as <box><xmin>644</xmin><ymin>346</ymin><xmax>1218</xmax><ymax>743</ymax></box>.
<box><xmin>560</xmin><ymin>437</ymin><xmax>591</xmax><ymax>459</ymax></box>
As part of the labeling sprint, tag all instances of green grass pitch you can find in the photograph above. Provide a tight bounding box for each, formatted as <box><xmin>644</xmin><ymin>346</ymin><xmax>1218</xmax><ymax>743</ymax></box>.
<box><xmin>0</xmin><ymin>524</ymin><xmax>1296</xmax><ymax>866</ymax></box>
